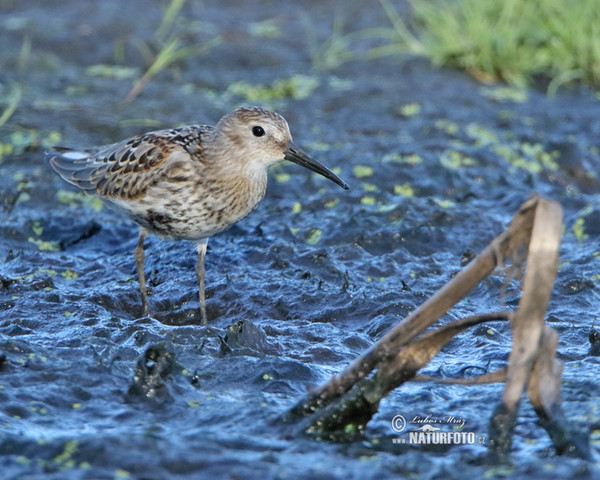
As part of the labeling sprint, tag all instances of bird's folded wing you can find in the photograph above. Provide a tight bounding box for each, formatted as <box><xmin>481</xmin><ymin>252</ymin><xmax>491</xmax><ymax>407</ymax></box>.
<box><xmin>46</xmin><ymin>125</ymin><xmax>213</xmax><ymax>200</ymax></box>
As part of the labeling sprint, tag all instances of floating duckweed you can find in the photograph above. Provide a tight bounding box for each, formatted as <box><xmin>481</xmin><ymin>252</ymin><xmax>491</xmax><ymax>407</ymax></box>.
<box><xmin>483</xmin><ymin>466</ymin><xmax>515</xmax><ymax>478</ymax></box>
<box><xmin>292</xmin><ymin>202</ymin><xmax>302</xmax><ymax>214</ymax></box>
<box><xmin>16</xmin><ymin>192</ymin><xmax>30</xmax><ymax>203</ymax></box>
<box><xmin>516</xmin><ymin>158</ymin><xmax>543</xmax><ymax>174</ymax></box>
<box><xmin>480</xmin><ymin>87</ymin><xmax>528</xmax><ymax>103</ymax></box>
<box><xmin>434</xmin><ymin>198</ymin><xmax>455</xmax><ymax>209</ymax></box>
<box><xmin>573</xmin><ymin>218</ymin><xmax>588</xmax><ymax>243</ymax></box>
<box><xmin>325</xmin><ymin>199</ymin><xmax>339</xmax><ymax>209</ymax></box>
<box><xmin>32</xmin><ymin>221</ymin><xmax>43</xmax><ymax>236</ymax></box>
<box><xmin>72</xmin><ymin>403</ymin><xmax>82</xmax><ymax>409</ymax></box>
<box><xmin>275</xmin><ymin>173</ymin><xmax>291</xmax><ymax>183</ymax></box>
<box><xmin>394</xmin><ymin>183</ymin><xmax>414</xmax><ymax>197</ymax></box>
<box><xmin>248</xmin><ymin>19</ymin><xmax>281</xmax><ymax>38</ymax></box>
<box><xmin>306</xmin><ymin>229</ymin><xmax>322</xmax><ymax>245</ymax></box>
<box><xmin>493</xmin><ymin>143</ymin><xmax>555</xmax><ymax>174</ymax></box>
<box><xmin>228</xmin><ymin>75</ymin><xmax>320</xmax><ymax>102</ymax></box>
<box><xmin>61</xmin><ymin>270</ymin><xmax>79</xmax><ymax>280</ymax></box>
<box><xmin>262</xmin><ymin>373</ymin><xmax>274</xmax><ymax>381</ymax></box>
<box><xmin>305</xmin><ymin>141</ymin><xmax>330</xmax><ymax>152</ymax></box>
<box><xmin>28</xmin><ymin>238</ymin><xmax>60</xmax><ymax>252</ymax></box>
<box><xmin>65</xmin><ymin>85</ymin><xmax>90</xmax><ymax>96</ymax></box>
<box><xmin>520</xmin><ymin>142</ymin><xmax>559</xmax><ymax>171</ymax></box>
<box><xmin>34</xmin><ymin>268</ymin><xmax>57</xmax><ymax>277</ymax></box>
<box><xmin>64</xmin><ymin>312</ymin><xmax>74</xmax><ymax>317</ymax></box>
<box><xmin>362</xmin><ymin>182</ymin><xmax>378</xmax><ymax>192</ymax></box>
<box><xmin>56</xmin><ymin>190</ymin><xmax>103</xmax><ymax>212</ymax></box>
<box><xmin>89</xmin><ymin>197</ymin><xmax>104</xmax><ymax>212</ymax></box>
<box><xmin>434</xmin><ymin>119</ymin><xmax>460</xmax><ymax>135</ymax></box>
<box><xmin>44</xmin><ymin>131</ymin><xmax>62</xmax><ymax>149</ymax></box>
<box><xmin>440</xmin><ymin>151</ymin><xmax>477</xmax><ymax>169</ymax></box>
<box><xmin>382</xmin><ymin>152</ymin><xmax>423</xmax><ymax>165</ymax></box>
<box><xmin>86</xmin><ymin>64</ymin><xmax>138</xmax><ymax>80</ymax></box>
<box><xmin>353</xmin><ymin>165</ymin><xmax>373</xmax><ymax>178</ymax></box>
<box><xmin>187</xmin><ymin>401</ymin><xmax>200</xmax><ymax>408</ymax></box>
<box><xmin>54</xmin><ymin>440</ymin><xmax>78</xmax><ymax>465</ymax></box>
<box><xmin>115</xmin><ymin>469</ymin><xmax>131</xmax><ymax>479</ymax></box>
<box><xmin>466</xmin><ymin>123</ymin><xmax>498</xmax><ymax>145</ymax></box>
<box><xmin>400</xmin><ymin>102</ymin><xmax>421</xmax><ymax>116</ymax></box>
<box><xmin>0</xmin><ymin>142</ymin><xmax>14</xmax><ymax>159</ymax></box>
<box><xmin>344</xmin><ymin>423</ymin><xmax>358</xmax><ymax>434</ymax></box>
<box><xmin>329</xmin><ymin>76</ymin><xmax>354</xmax><ymax>90</ymax></box>
<box><xmin>361</xmin><ymin>196</ymin><xmax>376</xmax><ymax>205</ymax></box>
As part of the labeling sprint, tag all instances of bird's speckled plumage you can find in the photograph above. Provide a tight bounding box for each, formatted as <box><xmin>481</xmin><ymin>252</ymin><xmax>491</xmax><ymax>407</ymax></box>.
<box><xmin>46</xmin><ymin>106</ymin><xmax>348</xmax><ymax>324</ymax></box>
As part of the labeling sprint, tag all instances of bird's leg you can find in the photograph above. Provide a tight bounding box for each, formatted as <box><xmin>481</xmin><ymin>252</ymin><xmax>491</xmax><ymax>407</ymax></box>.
<box><xmin>135</xmin><ymin>229</ymin><xmax>149</xmax><ymax>317</ymax></box>
<box><xmin>196</xmin><ymin>239</ymin><xmax>208</xmax><ymax>325</ymax></box>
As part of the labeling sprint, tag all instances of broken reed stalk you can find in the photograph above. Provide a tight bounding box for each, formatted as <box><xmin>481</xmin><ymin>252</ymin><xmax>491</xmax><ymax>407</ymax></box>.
<box><xmin>286</xmin><ymin>196</ymin><xmax>537</xmax><ymax>420</ymax></box>
<box><xmin>301</xmin><ymin>311</ymin><xmax>512</xmax><ymax>438</ymax></box>
<box><xmin>488</xmin><ymin>198</ymin><xmax>589</xmax><ymax>459</ymax></box>
<box><xmin>285</xmin><ymin>195</ymin><xmax>590</xmax><ymax>460</ymax></box>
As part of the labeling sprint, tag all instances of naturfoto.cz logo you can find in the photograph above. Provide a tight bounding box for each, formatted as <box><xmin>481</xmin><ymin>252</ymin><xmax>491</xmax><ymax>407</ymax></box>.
<box><xmin>390</xmin><ymin>413</ymin><xmax>486</xmax><ymax>446</ymax></box>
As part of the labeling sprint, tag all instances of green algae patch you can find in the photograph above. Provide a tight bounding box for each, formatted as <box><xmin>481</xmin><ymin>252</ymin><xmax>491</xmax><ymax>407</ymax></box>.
<box><xmin>28</xmin><ymin>237</ymin><xmax>60</xmax><ymax>252</ymax></box>
<box><xmin>352</xmin><ymin>165</ymin><xmax>373</xmax><ymax>178</ymax></box>
<box><xmin>56</xmin><ymin>190</ymin><xmax>103</xmax><ymax>212</ymax></box>
<box><xmin>400</xmin><ymin>102</ymin><xmax>421</xmax><ymax>117</ymax></box>
<box><xmin>306</xmin><ymin>229</ymin><xmax>322</xmax><ymax>245</ymax></box>
<box><xmin>440</xmin><ymin>151</ymin><xmax>477</xmax><ymax>169</ymax></box>
<box><xmin>360</xmin><ymin>196</ymin><xmax>376</xmax><ymax>205</ymax></box>
<box><xmin>572</xmin><ymin>218</ymin><xmax>589</xmax><ymax>243</ymax></box>
<box><xmin>61</xmin><ymin>270</ymin><xmax>79</xmax><ymax>280</ymax></box>
<box><xmin>86</xmin><ymin>64</ymin><xmax>138</xmax><ymax>80</ymax></box>
<box><xmin>228</xmin><ymin>75</ymin><xmax>320</xmax><ymax>102</ymax></box>
<box><xmin>394</xmin><ymin>183</ymin><xmax>414</xmax><ymax>197</ymax></box>
<box><xmin>481</xmin><ymin>87</ymin><xmax>528</xmax><ymax>103</ymax></box>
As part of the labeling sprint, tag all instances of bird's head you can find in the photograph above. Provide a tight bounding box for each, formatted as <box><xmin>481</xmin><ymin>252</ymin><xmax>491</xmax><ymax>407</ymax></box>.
<box><xmin>213</xmin><ymin>107</ymin><xmax>348</xmax><ymax>189</ymax></box>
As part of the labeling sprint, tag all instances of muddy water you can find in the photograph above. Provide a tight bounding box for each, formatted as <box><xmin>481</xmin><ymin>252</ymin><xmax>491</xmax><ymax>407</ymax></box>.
<box><xmin>0</xmin><ymin>1</ymin><xmax>599</xmax><ymax>478</ymax></box>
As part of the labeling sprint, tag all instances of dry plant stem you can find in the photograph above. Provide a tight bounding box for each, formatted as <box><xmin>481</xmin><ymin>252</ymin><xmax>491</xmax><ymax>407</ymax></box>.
<box><xmin>373</xmin><ymin>312</ymin><xmax>512</xmax><ymax>394</ymax></box>
<box><xmin>501</xmin><ymin>199</ymin><xmax>562</xmax><ymax>409</ymax></box>
<box><xmin>527</xmin><ymin>327</ymin><xmax>591</xmax><ymax>459</ymax></box>
<box><xmin>304</xmin><ymin>312</ymin><xmax>511</xmax><ymax>434</ymax></box>
<box><xmin>414</xmin><ymin>368</ymin><xmax>507</xmax><ymax>385</ymax></box>
<box><xmin>287</xmin><ymin>197</ymin><xmax>538</xmax><ymax>420</ymax></box>
<box><xmin>527</xmin><ymin>327</ymin><xmax>562</xmax><ymax>416</ymax></box>
<box><xmin>489</xmin><ymin>198</ymin><xmax>562</xmax><ymax>457</ymax></box>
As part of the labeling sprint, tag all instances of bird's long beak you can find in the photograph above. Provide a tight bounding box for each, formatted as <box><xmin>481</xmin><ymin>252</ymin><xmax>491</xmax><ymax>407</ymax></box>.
<box><xmin>284</xmin><ymin>141</ymin><xmax>349</xmax><ymax>190</ymax></box>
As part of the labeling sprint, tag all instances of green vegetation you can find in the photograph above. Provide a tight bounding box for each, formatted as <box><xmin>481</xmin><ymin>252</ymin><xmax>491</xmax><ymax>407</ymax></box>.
<box><xmin>371</xmin><ymin>0</ymin><xmax>600</xmax><ymax>91</ymax></box>
<box><xmin>306</xmin><ymin>228</ymin><xmax>322</xmax><ymax>245</ymax></box>
<box><xmin>352</xmin><ymin>165</ymin><xmax>374</xmax><ymax>179</ymax></box>
<box><xmin>56</xmin><ymin>190</ymin><xmax>104</xmax><ymax>212</ymax></box>
<box><xmin>248</xmin><ymin>19</ymin><xmax>281</xmax><ymax>39</ymax></box>
<box><xmin>0</xmin><ymin>84</ymin><xmax>22</xmax><ymax>128</ymax></box>
<box><xmin>305</xmin><ymin>16</ymin><xmax>359</xmax><ymax>72</ymax></box>
<box><xmin>0</xmin><ymin>125</ymin><xmax>61</xmax><ymax>163</ymax></box>
<box><xmin>125</xmin><ymin>0</ymin><xmax>221</xmax><ymax>102</ymax></box>
<box><xmin>227</xmin><ymin>75</ymin><xmax>320</xmax><ymax>103</ymax></box>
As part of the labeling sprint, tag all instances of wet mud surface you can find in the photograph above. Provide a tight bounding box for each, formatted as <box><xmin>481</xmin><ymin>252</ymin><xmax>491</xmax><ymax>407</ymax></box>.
<box><xmin>1</xmin><ymin>1</ymin><xmax>599</xmax><ymax>478</ymax></box>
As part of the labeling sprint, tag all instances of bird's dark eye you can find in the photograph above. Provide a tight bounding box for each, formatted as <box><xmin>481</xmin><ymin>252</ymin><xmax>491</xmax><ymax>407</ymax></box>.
<box><xmin>252</xmin><ymin>126</ymin><xmax>265</xmax><ymax>137</ymax></box>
